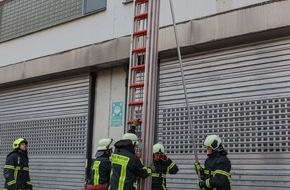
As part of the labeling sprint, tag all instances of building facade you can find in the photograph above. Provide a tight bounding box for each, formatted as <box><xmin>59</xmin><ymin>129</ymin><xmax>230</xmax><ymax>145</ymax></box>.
<box><xmin>0</xmin><ymin>0</ymin><xmax>290</xmax><ymax>189</ymax></box>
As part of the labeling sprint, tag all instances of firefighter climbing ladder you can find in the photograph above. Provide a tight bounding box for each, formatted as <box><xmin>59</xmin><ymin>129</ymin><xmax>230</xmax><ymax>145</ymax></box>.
<box><xmin>126</xmin><ymin>0</ymin><xmax>160</xmax><ymax>189</ymax></box>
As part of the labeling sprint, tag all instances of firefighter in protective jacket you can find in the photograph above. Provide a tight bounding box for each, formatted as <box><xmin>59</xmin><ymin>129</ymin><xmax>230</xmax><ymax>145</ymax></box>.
<box><xmin>195</xmin><ymin>135</ymin><xmax>231</xmax><ymax>190</ymax></box>
<box><xmin>151</xmin><ymin>143</ymin><xmax>179</xmax><ymax>190</ymax></box>
<box><xmin>88</xmin><ymin>138</ymin><xmax>114</xmax><ymax>190</ymax></box>
<box><xmin>109</xmin><ymin>133</ymin><xmax>151</xmax><ymax>190</ymax></box>
<box><xmin>4</xmin><ymin>138</ymin><xmax>32</xmax><ymax>190</ymax></box>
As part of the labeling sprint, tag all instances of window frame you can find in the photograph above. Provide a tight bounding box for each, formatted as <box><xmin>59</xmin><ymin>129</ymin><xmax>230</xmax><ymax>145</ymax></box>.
<box><xmin>82</xmin><ymin>0</ymin><xmax>107</xmax><ymax>16</ymax></box>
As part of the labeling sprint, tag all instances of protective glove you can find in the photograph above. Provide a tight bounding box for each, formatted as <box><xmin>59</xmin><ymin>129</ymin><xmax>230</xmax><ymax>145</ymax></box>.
<box><xmin>194</xmin><ymin>162</ymin><xmax>204</xmax><ymax>172</ymax></box>
<box><xmin>132</xmin><ymin>118</ymin><xmax>141</xmax><ymax>126</ymax></box>
<box><xmin>159</xmin><ymin>154</ymin><xmax>168</xmax><ymax>161</ymax></box>
<box><xmin>197</xmin><ymin>180</ymin><xmax>206</xmax><ymax>189</ymax></box>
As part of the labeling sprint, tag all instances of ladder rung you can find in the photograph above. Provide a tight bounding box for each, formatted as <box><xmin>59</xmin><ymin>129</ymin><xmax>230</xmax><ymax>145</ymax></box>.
<box><xmin>132</xmin><ymin>47</ymin><xmax>146</xmax><ymax>54</ymax></box>
<box><xmin>136</xmin><ymin>0</ymin><xmax>148</xmax><ymax>4</ymax></box>
<box><xmin>127</xmin><ymin>119</ymin><xmax>143</xmax><ymax>124</ymax></box>
<box><xmin>129</xmin><ymin>101</ymin><xmax>143</xmax><ymax>106</ymax></box>
<box><xmin>133</xmin><ymin>30</ymin><xmax>147</xmax><ymax>37</ymax></box>
<box><xmin>132</xmin><ymin>64</ymin><xmax>145</xmax><ymax>70</ymax></box>
<box><xmin>134</xmin><ymin>12</ymin><xmax>148</xmax><ymax>21</ymax></box>
<box><xmin>130</xmin><ymin>83</ymin><xmax>144</xmax><ymax>88</ymax></box>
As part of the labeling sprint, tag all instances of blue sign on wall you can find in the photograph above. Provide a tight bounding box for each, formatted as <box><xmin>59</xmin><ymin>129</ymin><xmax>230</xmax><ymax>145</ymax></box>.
<box><xmin>111</xmin><ymin>101</ymin><xmax>124</xmax><ymax>127</ymax></box>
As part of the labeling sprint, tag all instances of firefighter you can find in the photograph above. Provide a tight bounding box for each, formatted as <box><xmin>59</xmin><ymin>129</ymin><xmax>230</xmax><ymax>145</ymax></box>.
<box><xmin>109</xmin><ymin>133</ymin><xmax>151</xmax><ymax>190</ymax></box>
<box><xmin>4</xmin><ymin>138</ymin><xmax>32</xmax><ymax>190</ymax></box>
<box><xmin>151</xmin><ymin>143</ymin><xmax>179</xmax><ymax>190</ymax></box>
<box><xmin>195</xmin><ymin>135</ymin><xmax>231</xmax><ymax>190</ymax></box>
<box><xmin>87</xmin><ymin>138</ymin><xmax>114</xmax><ymax>190</ymax></box>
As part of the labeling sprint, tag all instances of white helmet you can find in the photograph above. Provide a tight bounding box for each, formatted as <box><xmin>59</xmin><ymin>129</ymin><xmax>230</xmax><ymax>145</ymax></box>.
<box><xmin>97</xmin><ymin>138</ymin><xmax>114</xmax><ymax>151</ymax></box>
<box><xmin>153</xmin><ymin>143</ymin><xmax>165</xmax><ymax>154</ymax></box>
<box><xmin>204</xmin><ymin>135</ymin><xmax>222</xmax><ymax>150</ymax></box>
<box><xmin>122</xmin><ymin>133</ymin><xmax>138</xmax><ymax>145</ymax></box>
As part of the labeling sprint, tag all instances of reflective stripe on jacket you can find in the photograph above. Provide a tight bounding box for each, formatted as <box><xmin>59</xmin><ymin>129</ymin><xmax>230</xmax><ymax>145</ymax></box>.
<box><xmin>202</xmin><ymin>153</ymin><xmax>231</xmax><ymax>190</ymax></box>
<box><xmin>109</xmin><ymin>142</ymin><xmax>151</xmax><ymax>190</ymax></box>
<box><xmin>3</xmin><ymin>150</ymin><xmax>31</xmax><ymax>190</ymax></box>
<box><xmin>89</xmin><ymin>156</ymin><xmax>111</xmax><ymax>187</ymax></box>
<box><xmin>151</xmin><ymin>158</ymin><xmax>179</xmax><ymax>190</ymax></box>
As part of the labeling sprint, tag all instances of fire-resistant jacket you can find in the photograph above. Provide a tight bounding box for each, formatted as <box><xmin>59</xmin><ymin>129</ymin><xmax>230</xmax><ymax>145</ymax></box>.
<box><xmin>151</xmin><ymin>158</ymin><xmax>179</xmax><ymax>190</ymax></box>
<box><xmin>89</xmin><ymin>156</ymin><xmax>111</xmax><ymax>186</ymax></box>
<box><xmin>3</xmin><ymin>150</ymin><xmax>32</xmax><ymax>190</ymax></box>
<box><xmin>109</xmin><ymin>140</ymin><xmax>151</xmax><ymax>190</ymax></box>
<box><xmin>202</xmin><ymin>151</ymin><xmax>231</xmax><ymax>190</ymax></box>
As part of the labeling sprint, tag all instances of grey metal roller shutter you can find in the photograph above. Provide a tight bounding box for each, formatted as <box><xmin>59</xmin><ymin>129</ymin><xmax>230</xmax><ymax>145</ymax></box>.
<box><xmin>0</xmin><ymin>75</ymin><xmax>89</xmax><ymax>190</ymax></box>
<box><xmin>158</xmin><ymin>38</ymin><xmax>290</xmax><ymax>190</ymax></box>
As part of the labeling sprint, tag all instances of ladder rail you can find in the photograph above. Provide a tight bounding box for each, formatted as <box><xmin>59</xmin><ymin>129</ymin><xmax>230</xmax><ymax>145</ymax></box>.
<box><xmin>135</xmin><ymin>0</ymin><xmax>150</xmax><ymax>156</ymax></box>
<box><xmin>126</xmin><ymin>1</ymin><xmax>160</xmax><ymax>190</ymax></box>
<box><xmin>139</xmin><ymin>0</ymin><xmax>152</xmax><ymax>170</ymax></box>
<box><xmin>126</xmin><ymin>0</ymin><xmax>150</xmax><ymax>152</ymax></box>
<box><xmin>140</xmin><ymin>1</ymin><xmax>160</xmax><ymax>189</ymax></box>
<box><xmin>126</xmin><ymin>0</ymin><xmax>144</xmax><ymax>126</ymax></box>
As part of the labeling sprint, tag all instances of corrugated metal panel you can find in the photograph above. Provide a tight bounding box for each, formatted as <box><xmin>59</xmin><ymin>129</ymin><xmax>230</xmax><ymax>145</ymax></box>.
<box><xmin>0</xmin><ymin>0</ymin><xmax>83</xmax><ymax>42</ymax></box>
<box><xmin>0</xmin><ymin>75</ymin><xmax>89</xmax><ymax>190</ymax></box>
<box><xmin>158</xmin><ymin>38</ymin><xmax>290</xmax><ymax>190</ymax></box>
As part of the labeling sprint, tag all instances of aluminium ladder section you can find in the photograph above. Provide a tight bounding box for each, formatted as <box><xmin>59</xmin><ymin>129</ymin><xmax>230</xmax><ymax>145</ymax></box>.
<box><xmin>127</xmin><ymin>0</ymin><xmax>148</xmax><ymax>155</ymax></box>
<box><xmin>126</xmin><ymin>0</ymin><xmax>160</xmax><ymax>189</ymax></box>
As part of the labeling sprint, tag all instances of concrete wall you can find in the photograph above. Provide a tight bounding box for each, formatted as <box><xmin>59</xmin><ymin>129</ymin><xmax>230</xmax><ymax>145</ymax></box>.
<box><xmin>92</xmin><ymin>66</ymin><xmax>127</xmax><ymax>156</ymax></box>
<box><xmin>158</xmin><ymin>0</ymin><xmax>290</xmax><ymax>52</ymax></box>
<box><xmin>1</xmin><ymin>0</ymin><xmax>289</xmax><ymax>87</ymax></box>
<box><xmin>216</xmin><ymin>0</ymin><xmax>268</xmax><ymax>12</ymax></box>
<box><xmin>0</xmin><ymin>0</ymin><xmax>270</xmax><ymax>67</ymax></box>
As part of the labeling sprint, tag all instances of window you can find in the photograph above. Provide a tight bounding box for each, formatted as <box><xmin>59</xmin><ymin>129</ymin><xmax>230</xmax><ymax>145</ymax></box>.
<box><xmin>83</xmin><ymin>0</ymin><xmax>106</xmax><ymax>15</ymax></box>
